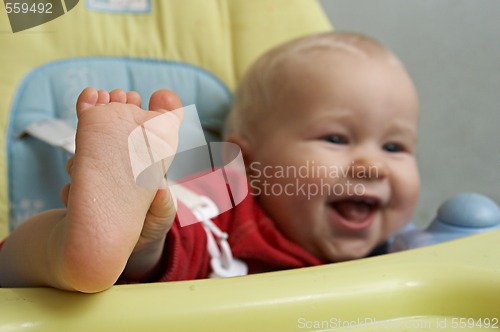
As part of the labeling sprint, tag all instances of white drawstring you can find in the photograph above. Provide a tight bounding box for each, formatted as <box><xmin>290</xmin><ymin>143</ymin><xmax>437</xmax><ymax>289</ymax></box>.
<box><xmin>191</xmin><ymin>196</ymin><xmax>248</xmax><ymax>278</ymax></box>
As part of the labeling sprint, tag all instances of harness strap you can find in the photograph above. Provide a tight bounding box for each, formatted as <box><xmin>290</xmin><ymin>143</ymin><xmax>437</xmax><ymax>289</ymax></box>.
<box><xmin>23</xmin><ymin>119</ymin><xmax>76</xmax><ymax>155</ymax></box>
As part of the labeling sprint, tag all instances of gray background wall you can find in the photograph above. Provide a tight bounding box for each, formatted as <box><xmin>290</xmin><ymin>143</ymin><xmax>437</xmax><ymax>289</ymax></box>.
<box><xmin>319</xmin><ymin>0</ymin><xmax>500</xmax><ymax>225</ymax></box>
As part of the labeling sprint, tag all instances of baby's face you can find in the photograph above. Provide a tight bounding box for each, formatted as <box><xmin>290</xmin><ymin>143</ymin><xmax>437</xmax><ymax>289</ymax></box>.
<box><xmin>246</xmin><ymin>52</ymin><xmax>420</xmax><ymax>262</ymax></box>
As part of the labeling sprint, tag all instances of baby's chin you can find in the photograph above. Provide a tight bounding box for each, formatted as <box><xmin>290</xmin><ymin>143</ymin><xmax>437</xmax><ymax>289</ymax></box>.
<box><xmin>319</xmin><ymin>239</ymin><xmax>380</xmax><ymax>263</ymax></box>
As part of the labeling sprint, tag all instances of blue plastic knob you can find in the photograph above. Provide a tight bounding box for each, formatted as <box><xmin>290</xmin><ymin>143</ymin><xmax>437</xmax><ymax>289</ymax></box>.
<box><xmin>436</xmin><ymin>192</ymin><xmax>500</xmax><ymax>228</ymax></box>
<box><xmin>390</xmin><ymin>192</ymin><xmax>500</xmax><ymax>252</ymax></box>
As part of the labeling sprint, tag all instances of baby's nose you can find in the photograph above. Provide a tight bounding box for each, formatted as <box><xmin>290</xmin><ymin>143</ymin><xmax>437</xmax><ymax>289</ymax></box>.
<box><xmin>348</xmin><ymin>157</ymin><xmax>388</xmax><ymax>181</ymax></box>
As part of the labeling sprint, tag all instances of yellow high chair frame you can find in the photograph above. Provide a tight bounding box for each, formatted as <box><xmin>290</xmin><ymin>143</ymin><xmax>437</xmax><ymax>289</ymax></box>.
<box><xmin>1</xmin><ymin>1</ymin><xmax>499</xmax><ymax>331</ymax></box>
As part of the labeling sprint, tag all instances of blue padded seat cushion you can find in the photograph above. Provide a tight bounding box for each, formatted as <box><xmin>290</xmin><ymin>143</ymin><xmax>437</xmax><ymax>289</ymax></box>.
<box><xmin>7</xmin><ymin>58</ymin><xmax>231</xmax><ymax>230</ymax></box>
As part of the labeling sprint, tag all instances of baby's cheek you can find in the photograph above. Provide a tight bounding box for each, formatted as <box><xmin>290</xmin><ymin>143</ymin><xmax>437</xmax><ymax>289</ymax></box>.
<box><xmin>394</xmin><ymin>182</ymin><xmax>420</xmax><ymax>230</ymax></box>
<box><xmin>405</xmin><ymin>165</ymin><xmax>420</xmax><ymax>205</ymax></box>
<box><xmin>383</xmin><ymin>163</ymin><xmax>417</xmax><ymax>228</ymax></box>
<box><xmin>394</xmin><ymin>157</ymin><xmax>419</xmax><ymax>189</ymax></box>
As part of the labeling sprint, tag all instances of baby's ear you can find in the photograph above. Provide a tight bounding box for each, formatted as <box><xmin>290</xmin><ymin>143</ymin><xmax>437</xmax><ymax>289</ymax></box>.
<box><xmin>224</xmin><ymin>134</ymin><xmax>253</xmax><ymax>170</ymax></box>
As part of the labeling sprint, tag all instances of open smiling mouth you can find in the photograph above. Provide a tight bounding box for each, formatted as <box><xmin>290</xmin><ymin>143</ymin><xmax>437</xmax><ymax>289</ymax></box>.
<box><xmin>329</xmin><ymin>197</ymin><xmax>380</xmax><ymax>231</ymax></box>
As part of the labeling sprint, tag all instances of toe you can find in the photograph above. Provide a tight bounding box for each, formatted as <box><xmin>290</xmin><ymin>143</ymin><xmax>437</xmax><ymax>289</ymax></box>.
<box><xmin>60</xmin><ymin>183</ymin><xmax>70</xmax><ymax>207</ymax></box>
<box><xmin>126</xmin><ymin>91</ymin><xmax>142</xmax><ymax>107</ymax></box>
<box><xmin>76</xmin><ymin>87</ymin><xmax>99</xmax><ymax>113</ymax></box>
<box><xmin>97</xmin><ymin>90</ymin><xmax>110</xmax><ymax>105</ymax></box>
<box><xmin>65</xmin><ymin>157</ymin><xmax>74</xmax><ymax>177</ymax></box>
<box><xmin>110</xmin><ymin>89</ymin><xmax>127</xmax><ymax>103</ymax></box>
<box><xmin>148</xmin><ymin>89</ymin><xmax>182</xmax><ymax>113</ymax></box>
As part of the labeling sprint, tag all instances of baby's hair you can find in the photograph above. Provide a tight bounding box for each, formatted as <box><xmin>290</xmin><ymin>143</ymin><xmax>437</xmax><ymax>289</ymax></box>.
<box><xmin>224</xmin><ymin>31</ymin><xmax>402</xmax><ymax>140</ymax></box>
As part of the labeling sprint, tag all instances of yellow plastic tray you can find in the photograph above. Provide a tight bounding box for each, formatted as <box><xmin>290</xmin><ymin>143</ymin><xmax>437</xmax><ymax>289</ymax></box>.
<box><xmin>1</xmin><ymin>231</ymin><xmax>499</xmax><ymax>331</ymax></box>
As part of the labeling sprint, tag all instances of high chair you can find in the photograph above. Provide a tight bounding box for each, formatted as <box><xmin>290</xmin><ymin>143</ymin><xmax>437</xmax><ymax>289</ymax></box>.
<box><xmin>1</xmin><ymin>1</ymin><xmax>499</xmax><ymax>331</ymax></box>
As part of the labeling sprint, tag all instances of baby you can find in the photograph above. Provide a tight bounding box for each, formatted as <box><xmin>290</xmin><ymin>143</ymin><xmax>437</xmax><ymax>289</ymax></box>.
<box><xmin>0</xmin><ymin>31</ymin><xmax>420</xmax><ymax>292</ymax></box>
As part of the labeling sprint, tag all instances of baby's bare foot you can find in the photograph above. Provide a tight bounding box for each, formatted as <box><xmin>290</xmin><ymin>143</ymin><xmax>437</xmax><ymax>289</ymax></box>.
<box><xmin>61</xmin><ymin>88</ymin><xmax>182</xmax><ymax>292</ymax></box>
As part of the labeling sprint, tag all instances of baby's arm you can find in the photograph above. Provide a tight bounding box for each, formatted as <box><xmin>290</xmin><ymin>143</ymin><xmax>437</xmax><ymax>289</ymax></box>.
<box><xmin>0</xmin><ymin>88</ymin><xmax>182</xmax><ymax>292</ymax></box>
<box><xmin>0</xmin><ymin>192</ymin><xmax>174</xmax><ymax>290</ymax></box>
<box><xmin>0</xmin><ymin>209</ymin><xmax>76</xmax><ymax>290</ymax></box>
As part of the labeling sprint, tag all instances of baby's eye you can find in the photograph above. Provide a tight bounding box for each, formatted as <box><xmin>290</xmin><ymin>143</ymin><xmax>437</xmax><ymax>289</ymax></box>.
<box><xmin>383</xmin><ymin>142</ymin><xmax>405</xmax><ymax>153</ymax></box>
<box><xmin>323</xmin><ymin>135</ymin><xmax>348</xmax><ymax>145</ymax></box>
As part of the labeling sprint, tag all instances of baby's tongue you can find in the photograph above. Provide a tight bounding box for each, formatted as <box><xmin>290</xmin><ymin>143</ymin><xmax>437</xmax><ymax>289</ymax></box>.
<box><xmin>334</xmin><ymin>200</ymin><xmax>371</xmax><ymax>223</ymax></box>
